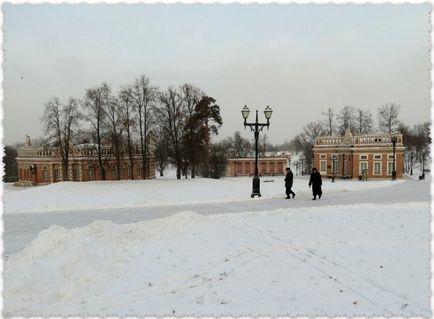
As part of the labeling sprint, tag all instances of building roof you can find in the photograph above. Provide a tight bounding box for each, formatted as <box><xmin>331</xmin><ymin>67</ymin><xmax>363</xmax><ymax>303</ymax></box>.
<box><xmin>314</xmin><ymin>130</ymin><xmax>404</xmax><ymax>150</ymax></box>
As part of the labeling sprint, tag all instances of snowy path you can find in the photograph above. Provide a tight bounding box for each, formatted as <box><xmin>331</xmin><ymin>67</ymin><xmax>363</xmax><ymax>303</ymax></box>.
<box><xmin>4</xmin><ymin>179</ymin><xmax>430</xmax><ymax>256</ymax></box>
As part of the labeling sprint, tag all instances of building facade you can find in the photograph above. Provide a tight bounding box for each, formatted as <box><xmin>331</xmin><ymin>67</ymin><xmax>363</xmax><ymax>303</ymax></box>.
<box><xmin>226</xmin><ymin>157</ymin><xmax>289</xmax><ymax>177</ymax></box>
<box><xmin>313</xmin><ymin>129</ymin><xmax>404</xmax><ymax>179</ymax></box>
<box><xmin>16</xmin><ymin>144</ymin><xmax>155</xmax><ymax>184</ymax></box>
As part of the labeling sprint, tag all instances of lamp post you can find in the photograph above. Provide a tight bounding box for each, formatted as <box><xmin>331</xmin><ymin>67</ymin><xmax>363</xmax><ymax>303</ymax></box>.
<box><xmin>241</xmin><ymin>105</ymin><xmax>273</xmax><ymax>198</ymax></box>
<box><xmin>391</xmin><ymin>135</ymin><xmax>397</xmax><ymax>181</ymax></box>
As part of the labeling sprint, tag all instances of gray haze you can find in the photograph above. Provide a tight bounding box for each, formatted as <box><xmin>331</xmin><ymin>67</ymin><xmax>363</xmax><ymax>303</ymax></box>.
<box><xmin>3</xmin><ymin>4</ymin><xmax>431</xmax><ymax>145</ymax></box>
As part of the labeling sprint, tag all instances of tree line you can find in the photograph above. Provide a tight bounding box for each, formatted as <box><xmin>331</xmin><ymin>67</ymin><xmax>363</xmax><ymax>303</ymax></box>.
<box><xmin>4</xmin><ymin>95</ymin><xmax>429</xmax><ymax>182</ymax></box>
<box><xmin>293</xmin><ymin>103</ymin><xmax>431</xmax><ymax>175</ymax></box>
<box><xmin>40</xmin><ymin>75</ymin><xmax>223</xmax><ymax>180</ymax></box>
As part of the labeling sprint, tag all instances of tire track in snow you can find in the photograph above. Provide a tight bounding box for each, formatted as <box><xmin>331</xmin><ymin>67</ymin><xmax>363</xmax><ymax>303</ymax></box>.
<box><xmin>261</xmin><ymin>231</ymin><xmax>430</xmax><ymax>316</ymax></box>
<box><xmin>220</xmin><ymin>218</ymin><xmax>430</xmax><ymax>317</ymax></box>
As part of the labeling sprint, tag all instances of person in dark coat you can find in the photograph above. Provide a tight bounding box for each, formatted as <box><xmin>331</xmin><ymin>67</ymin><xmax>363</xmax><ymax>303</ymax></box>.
<box><xmin>284</xmin><ymin>167</ymin><xmax>296</xmax><ymax>199</ymax></box>
<box><xmin>309</xmin><ymin>167</ymin><xmax>322</xmax><ymax>200</ymax></box>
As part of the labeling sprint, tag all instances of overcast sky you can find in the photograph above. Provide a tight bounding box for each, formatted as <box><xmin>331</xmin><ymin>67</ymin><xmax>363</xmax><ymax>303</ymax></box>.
<box><xmin>3</xmin><ymin>4</ymin><xmax>431</xmax><ymax>145</ymax></box>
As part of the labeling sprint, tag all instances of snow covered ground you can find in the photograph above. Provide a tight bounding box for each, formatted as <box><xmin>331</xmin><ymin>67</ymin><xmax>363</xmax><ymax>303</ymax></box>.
<box><xmin>3</xmin><ymin>176</ymin><xmax>431</xmax><ymax>316</ymax></box>
<box><xmin>4</xmin><ymin>176</ymin><xmax>406</xmax><ymax>214</ymax></box>
<box><xmin>4</xmin><ymin>201</ymin><xmax>430</xmax><ymax>316</ymax></box>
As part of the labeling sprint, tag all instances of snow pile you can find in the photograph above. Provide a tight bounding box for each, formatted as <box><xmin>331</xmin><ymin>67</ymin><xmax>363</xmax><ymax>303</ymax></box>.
<box><xmin>4</xmin><ymin>202</ymin><xmax>430</xmax><ymax>316</ymax></box>
<box><xmin>4</xmin><ymin>177</ymin><xmax>406</xmax><ymax>214</ymax></box>
<box><xmin>5</xmin><ymin>211</ymin><xmax>206</xmax><ymax>316</ymax></box>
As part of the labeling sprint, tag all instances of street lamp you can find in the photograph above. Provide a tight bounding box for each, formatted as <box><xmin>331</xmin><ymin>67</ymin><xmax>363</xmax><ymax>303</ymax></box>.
<box><xmin>391</xmin><ymin>135</ymin><xmax>397</xmax><ymax>181</ymax></box>
<box><xmin>241</xmin><ymin>105</ymin><xmax>273</xmax><ymax>198</ymax></box>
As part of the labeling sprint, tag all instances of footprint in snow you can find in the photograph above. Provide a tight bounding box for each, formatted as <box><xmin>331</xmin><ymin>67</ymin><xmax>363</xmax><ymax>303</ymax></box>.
<box><xmin>196</xmin><ymin>296</ymin><xmax>204</xmax><ymax>304</ymax></box>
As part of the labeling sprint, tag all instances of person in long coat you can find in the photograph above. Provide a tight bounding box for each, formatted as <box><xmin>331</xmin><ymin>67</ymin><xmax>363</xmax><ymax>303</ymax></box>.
<box><xmin>284</xmin><ymin>167</ymin><xmax>296</xmax><ymax>199</ymax></box>
<box><xmin>309</xmin><ymin>167</ymin><xmax>322</xmax><ymax>200</ymax></box>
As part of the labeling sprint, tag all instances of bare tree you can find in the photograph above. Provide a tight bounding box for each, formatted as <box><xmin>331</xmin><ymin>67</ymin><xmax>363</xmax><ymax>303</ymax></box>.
<box><xmin>322</xmin><ymin>107</ymin><xmax>335</xmax><ymax>136</ymax></box>
<box><xmin>156</xmin><ymin>86</ymin><xmax>186</xmax><ymax>179</ymax></box>
<box><xmin>294</xmin><ymin>121</ymin><xmax>324</xmax><ymax>173</ymax></box>
<box><xmin>154</xmin><ymin>125</ymin><xmax>170</xmax><ymax>177</ymax></box>
<box><xmin>132</xmin><ymin>75</ymin><xmax>158</xmax><ymax>179</ymax></box>
<box><xmin>398</xmin><ymin>122</ymin><xmax>414</xmax><ymax>174</ymax></box>
<box><xmin>337</xmin><ymin>105</ymin><xmax>356</xmax><ymax>134</ymax></box>
<box><xmin>355</xmin><ymin>108</ymin><xmax>373</xmax><ymax>134</ymax></box>
<box><xmin>208</xmin><ymin>141</ymin><xmax>228</xmax><ymax>179</ymax></box>
<box><xmin>82</xmin><ymin>83</ymin><xmax>111</xmax><ymax>180</ymax></box>
<box><xmin>227</xmin><ymin>131</ymin><xmax>251</xmax><ymax>158</ymax></box>
<box><xmin>378</xmin><ymin>103</ymin><xmax>400</xmax><ymax>133</ymax></box>
<box><xmin>119</xmin><ymin>87</ymin><xmax>136</xmax><ymax>179</ymax></box>
<box><xmin>106</xmin><ymin>96</ymin><xmax>124</xmax><ymax>180</ymax></box>
<box><xmin>399</xmin><ymin>121</ymin><xmax>430</xmax><ymax>175</ymax></box>
<box><xmin>42</xmin><ymin>97</ymin><xmax>81</xmax><ymax>181</ymax></box>
<box><xmin>259</xmin><ymin>134</ymin><xmax>271</xmax><ymax>157</ymax></box>
<box><xmin>412</xmin><ymin>122</ymin><xmax>431</xmax><ymax>173</ymax></box>
<box><xmin>181</xmin><ymin>83</ymin><xmax>203</xmax><ymax>117</ymax></box>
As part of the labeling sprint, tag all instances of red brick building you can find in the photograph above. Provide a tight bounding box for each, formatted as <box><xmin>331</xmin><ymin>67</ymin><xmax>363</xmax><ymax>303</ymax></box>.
<box><xmin>16</xmin><ymin>144</ymin><xmax>155</xmax><ymax>184</ymax></box>
<box><xmin>313</xmin><ymin>129</ymin><xmax>404</xmax><ymax>179</ymax></box>
<box><xmin>226</xmin><ymin>157</ymin><xmax>289</xmax><ymax>177</ymax></box>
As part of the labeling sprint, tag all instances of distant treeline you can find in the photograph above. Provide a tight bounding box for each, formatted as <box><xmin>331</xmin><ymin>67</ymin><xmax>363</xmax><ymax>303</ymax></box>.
<box><xmin>4</xmin><ymin>86</ymin><xmax>430</xmax><ymax>182</ymax></box>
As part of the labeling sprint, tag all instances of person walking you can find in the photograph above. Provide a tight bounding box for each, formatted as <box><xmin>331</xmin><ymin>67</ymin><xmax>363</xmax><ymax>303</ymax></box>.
<box><xmin>309</xmin><ymin>167</ymin><xmax>322</xmax><ymax>200</ymax></box>
<box><xmin>284</xmin><ymin>167</ymin><xmax>296</xmax><ymax>199</ymax></box>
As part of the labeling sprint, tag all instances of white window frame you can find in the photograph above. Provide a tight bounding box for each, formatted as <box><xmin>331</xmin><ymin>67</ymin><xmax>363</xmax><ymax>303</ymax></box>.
<box><xmin>388</xmin><ymin>154</ymin><xmax>396</xmax><ymax>160</ymax></box>
<box><xmin>320</xmin><ymin>160</ymin><xmax>327</xmax><ymax>174</ymax></box>
<box><xmin>320</xmin><ymin>154</ymin><xmax>326</xmax><ymax>159</ymax></box>
<box><xmin>373</xmin><ymin>154</ymin><xmax>382</xmax><ymax>160</ymax></box>
<box><xmin>373</xmin><ymin>161</ymin><xmax>382</xmax><ymax>175</ymax></box>
<box><xmin>359</xmin><ymin>154</ymin><xmax>368</xmax><ymax>161</ymax></box>
<box><xmin>359</xmin><ymin>161</ymin><xmax>368</xmax><ymax>175</ymax></box>
<box><xmin>387</xmin><ymin>161</ymin><xmax>394</xmax><ymax>175</ymax></box>
<box><xmin>332</xmin><ymin>159</ymin><xmax>337</xmax><ymax>174</ymax></box>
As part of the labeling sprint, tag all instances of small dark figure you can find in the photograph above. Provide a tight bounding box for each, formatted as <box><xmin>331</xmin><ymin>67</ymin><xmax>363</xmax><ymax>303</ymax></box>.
<box><xmin>284</xmin><ymin>167</ymin><xmax>296</xmax><ymax>199</ymax></box>
<box><xmin>309</xmin><ymin>167</ymin><xmax>322</xmax><ymax>200</ymax></box>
